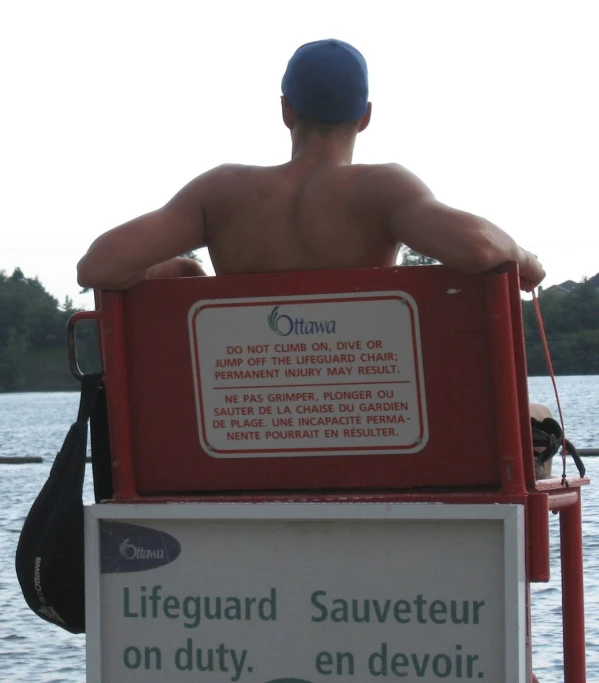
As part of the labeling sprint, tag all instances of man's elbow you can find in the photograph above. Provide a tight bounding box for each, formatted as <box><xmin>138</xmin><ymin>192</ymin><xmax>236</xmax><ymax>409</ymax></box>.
<box><xmin>77</xmin><ymin>254</ymin><xmax>110</xmax><ymax>289</ymax></box>
<box><xmin>77</xmin><ymin>255</ymin><xmax>99</xmax><ymax>289</ymax></box>
<box><xmin>77</xmin><ymin>255</ymin><xmax>141</xmax><ymax>291</ymax></box>
<box><xmin>468</xmin><ymin>237</ymin><xmax>510</xmax><ymax>273</ymax></box>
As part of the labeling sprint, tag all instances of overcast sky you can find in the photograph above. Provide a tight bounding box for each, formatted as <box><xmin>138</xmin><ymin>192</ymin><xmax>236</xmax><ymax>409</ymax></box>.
<box><xmin>1</xmin><ymin>1</ymin><xmax>597</xmax><ymax>308</ymax></box>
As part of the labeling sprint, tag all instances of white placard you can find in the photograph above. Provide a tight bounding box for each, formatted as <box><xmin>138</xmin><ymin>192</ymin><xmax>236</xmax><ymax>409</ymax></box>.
<box><xmin>188</xmin><ymin>293</ymin><xmax>428</xmax><ymax>457</ymax></box>
<box><xmin>85</xmin><ymin>503</ymin><xmax>526</xmax><ymax>683</ymax></box>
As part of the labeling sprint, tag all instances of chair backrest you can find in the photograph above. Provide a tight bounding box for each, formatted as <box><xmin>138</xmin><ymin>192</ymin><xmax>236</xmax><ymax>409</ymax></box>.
<box><xmin>93</xmin><ymin>263</ymin><xmax>535</xmax><ymax>498</ymax></box>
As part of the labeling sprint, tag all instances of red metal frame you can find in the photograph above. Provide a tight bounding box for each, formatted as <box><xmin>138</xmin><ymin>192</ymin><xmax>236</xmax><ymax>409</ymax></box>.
<box><xmin>91</xmin><ymin>266</ymin><xmax>517</xmax><ymax>493</ymax></box>
<box><xmin>71</xmin><ymin>263</ymin><xmax>588</xmax><ymax>682</ymax></box>
<box><xmin>485</xmin><ymin>271</ymin><xmax>527</xmax><ymax>494</ymax></box>
<box><xmin>560</xmin><ymin>489</ymin><xmax>586</xmax><ymax>683</ymax></box>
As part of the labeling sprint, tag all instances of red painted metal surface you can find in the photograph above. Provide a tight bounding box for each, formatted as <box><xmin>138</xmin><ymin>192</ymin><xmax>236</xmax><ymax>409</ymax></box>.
<box><xmin>485</xmin><ymin>272</ymin><xmax>527</xmax><ymax>494</ymax></box>
<box><xmin>560</xmin><ymin>490</ymin><xmax>587</xmax><ymax>683</ymax></box>
<box><xmin>505</xmin><ymin>263</ymin><xmax>540</xmax><ymax>486</ymax></box>
<box><xmin>80</xmin><ymin>263</ymin><xmax>589</xmax><ymax>682</ymax></box>
<box><xmin>96</xmin><ymin>266</ymin><xmax>529</xmax><ymax>496</ymax></box>
<box><xmin>547</xmin><ymin>489</ymin><xmax>582</xmax><ymax>510</ymax></box>
<box><xmin>527</xmin><ymin>493</ymin><xmax>550</xmax><ymax>582</ymax></box>
<box><xmin>95</xmin><ymin>292</ymin><xmax>137</xmax><ymax>499</ymax></box>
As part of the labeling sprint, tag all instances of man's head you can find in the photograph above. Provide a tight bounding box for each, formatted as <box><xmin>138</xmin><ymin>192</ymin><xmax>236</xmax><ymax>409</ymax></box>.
<box><xmin>281</xmin><ymin>39</ymin><xmax>371</xmax><ymax>135</ymax></box>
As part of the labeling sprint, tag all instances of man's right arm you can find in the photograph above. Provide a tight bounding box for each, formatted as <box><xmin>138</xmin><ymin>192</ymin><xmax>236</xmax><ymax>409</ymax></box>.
<box><xmin>376</xmin><ymin>165</ymin><xmax>545</xmax><ymax>290</ymax></box>
<box><xmin>77</xmin><ymin>165</ymin><xmax>233</xmax><ymax>290</ymax></box>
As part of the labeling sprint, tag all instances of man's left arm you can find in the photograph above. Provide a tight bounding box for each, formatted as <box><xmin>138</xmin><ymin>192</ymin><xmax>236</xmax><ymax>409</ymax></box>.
<box><xmin>77</xmin><ymin>167</ymin><xmax>224</xmax><ymax>290</ymax></box>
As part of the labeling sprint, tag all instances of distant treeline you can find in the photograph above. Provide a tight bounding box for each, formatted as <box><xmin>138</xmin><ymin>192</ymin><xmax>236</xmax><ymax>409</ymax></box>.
<box><xmin>0</xmin><ymin>268</ymin><xmax>99</xmax><ymax>392</ymax></box>
<box><xmin>522</xmin><ymin>277</ymin><xmax>599</xmax><ymax>375</ymax></box>
<box><xmin>0</xmin><ymin>266</ymin><xmax>597</xmax><ymax>392</ymax></box>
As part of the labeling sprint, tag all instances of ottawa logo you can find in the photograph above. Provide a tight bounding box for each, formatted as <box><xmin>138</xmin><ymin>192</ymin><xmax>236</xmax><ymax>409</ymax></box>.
<box><xmin>119</xmin><ymin>539</ymin><xmax>165</xmax><ymax>561</ymax></box>
<box><xmin>101</xmin><ymin>522</ymin><xmax>181</xmax><ymax>574</ymax></box>
<box><xmin>268</xmin><ymin>306</ymin><xmax>336</xmax><ymax>337</ymax></box>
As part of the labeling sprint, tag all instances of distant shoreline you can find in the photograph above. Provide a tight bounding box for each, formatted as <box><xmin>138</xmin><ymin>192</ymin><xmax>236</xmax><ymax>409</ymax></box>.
<box><xmin>2</xmin><ymin>374</ymin><xmax>599</xmax><ymax>396</ymax></box>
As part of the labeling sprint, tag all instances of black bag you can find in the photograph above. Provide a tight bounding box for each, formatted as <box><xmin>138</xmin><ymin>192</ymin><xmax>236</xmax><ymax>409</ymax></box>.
<box><xmin>15</xmin><ymin>373</ymin><xmax>109</xmax><ymax>634</ymax></box>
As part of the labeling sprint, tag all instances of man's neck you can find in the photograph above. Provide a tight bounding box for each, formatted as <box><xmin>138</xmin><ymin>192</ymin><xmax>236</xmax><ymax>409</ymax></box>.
<box><xmin>290</xmin><ymin>133</ymin><xmax>356</xmax><ymax>166</ymax></box>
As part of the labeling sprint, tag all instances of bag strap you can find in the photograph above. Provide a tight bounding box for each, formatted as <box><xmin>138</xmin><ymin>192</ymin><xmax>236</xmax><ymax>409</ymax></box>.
<box><xmin>90</xmin><ymin>383</ymin><xmax>113</xmax><ymax>503</ymax></box>
<box><xmin>76</xmin><ymin>373</ymin><xmax>103</xmax><ymax>425</ymax></box>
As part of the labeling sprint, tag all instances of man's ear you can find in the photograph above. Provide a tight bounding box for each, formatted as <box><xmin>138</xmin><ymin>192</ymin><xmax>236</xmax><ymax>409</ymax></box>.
<box><xmin>358</xmin><ymin>102</ymin><xmax>372</xmax><ymax>133</ymax></box>
<box><xmin>281</xmin><ymin>96</ymin><xmax>297</xmax><ymax>130</ymax></box>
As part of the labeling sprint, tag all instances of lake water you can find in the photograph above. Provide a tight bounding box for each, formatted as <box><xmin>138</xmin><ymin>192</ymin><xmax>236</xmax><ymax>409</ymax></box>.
<box><xmin>0</xmin><ymin>376</ymin><xmax>598</xmax><ymax>682</ymax></box>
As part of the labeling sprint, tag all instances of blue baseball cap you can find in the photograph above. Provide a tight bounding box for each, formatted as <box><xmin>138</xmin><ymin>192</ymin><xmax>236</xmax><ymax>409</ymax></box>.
<box><xmin>281</xmin><ymin>39</ymin><xmax>369</xmax><ymax>123</ymax></box>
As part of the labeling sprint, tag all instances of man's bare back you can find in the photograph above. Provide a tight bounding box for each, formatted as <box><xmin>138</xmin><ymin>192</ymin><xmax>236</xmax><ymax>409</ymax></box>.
<box><xmin>202</xmin><ymin>162</ymin><xmax>402</xmax><ymax>275</ymax></box>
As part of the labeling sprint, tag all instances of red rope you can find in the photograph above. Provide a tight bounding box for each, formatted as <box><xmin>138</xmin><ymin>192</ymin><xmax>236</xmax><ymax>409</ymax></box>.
<box><xmin>531</xmin><ymin>290</ymin><xmax>568</xmax><ymax>481</ymax></box>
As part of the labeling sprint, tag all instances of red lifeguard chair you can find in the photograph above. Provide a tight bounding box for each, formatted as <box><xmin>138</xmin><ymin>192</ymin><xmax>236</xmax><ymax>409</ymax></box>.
<box><xmin>73</xmin><ymin>264</ymin><xmax>588</xmax><ymax>682</ymax></box>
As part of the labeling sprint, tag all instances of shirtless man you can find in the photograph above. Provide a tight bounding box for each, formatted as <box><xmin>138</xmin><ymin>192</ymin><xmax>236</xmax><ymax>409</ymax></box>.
<box><xmin>78</xmin><ymin>38</ymin><xmax>545</xmax><ymax>293</ymax></box>
<box><xmin>79</xmin><ymin>40</ymin><xmax>556</xmax><ymax>679</ymax></box>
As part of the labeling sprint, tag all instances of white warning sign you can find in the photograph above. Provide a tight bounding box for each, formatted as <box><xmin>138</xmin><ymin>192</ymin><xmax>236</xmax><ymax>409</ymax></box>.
<box><xmin>188</xmin><ymin>292</ymin><xmax>428</xmax><ymax>457</ymax></box>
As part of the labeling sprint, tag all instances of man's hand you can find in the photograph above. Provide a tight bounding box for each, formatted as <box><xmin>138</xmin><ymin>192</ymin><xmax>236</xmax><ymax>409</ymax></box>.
<box><xmin>519</xmin><ymin>250</ymin><xmax>546</xmax><ymax>292</ymax></box>
<box><xmin>146</xmin><ymin>257</ymin><xmax>207</xmax><ymax>280</ymax></box>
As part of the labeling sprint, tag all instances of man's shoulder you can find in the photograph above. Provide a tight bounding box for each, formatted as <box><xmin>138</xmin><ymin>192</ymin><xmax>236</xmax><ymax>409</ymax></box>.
<box><xmin>350</xmin><ymin>163</ymin><xmax>432</xmax><ymax>203</ymax></box>
<box><xmin>204</xmin><ymin>162</ymin><xmax>414</xmax><ymax>181</ymax></box>
<box><xmin>183</xmin><ymin>163</ymin><xmax>290</xmax><ymax>211</ymax></box>
<box><xmin>200</xmin><ymin>163</ymin><xmax>255</xmax><ymax>180</ymax></box>
<box><xmin>194</xmin><ymin>162</ymin><xmax>429</xmax><ymax>203</ymax></box>
<box><xmin>353</xmin><ymin>162</ymin><xmax>421</xmax><ymax>182</ymax></box>
<box><xmin>206</xmin><ymin>162</ymin><xmax>281</xmax><ymax>176</ymax></box>
<box><xmin>182</xmin><ymin>164</ymin><xmax>259</xmax><ymax>200</ymax></box>
<box><xmin>196</xmin><ymin>163</ymin><xmax>281</xmax><ymax>188</ymax></box>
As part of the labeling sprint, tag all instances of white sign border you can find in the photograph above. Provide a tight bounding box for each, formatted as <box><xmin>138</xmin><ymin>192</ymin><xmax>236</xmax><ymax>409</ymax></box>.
<box><xmin>187</xmin><ymin>292</ymin><xmax>429</xmax><ymax>458</ymax></box>
<box><xmin>85</xmin><ymin>503</ymin><xmax>525</xmax><ymax>683</ymax></box>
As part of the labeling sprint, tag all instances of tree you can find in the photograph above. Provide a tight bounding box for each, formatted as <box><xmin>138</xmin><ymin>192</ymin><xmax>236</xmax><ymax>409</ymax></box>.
<box><xmin>522</xmin><ymin>278</ymin><xmax>599</xmax><ymax>375</ymax></box>
<box><xmin>62</xmin><ymin>295</ymin><xmax>75</xmax><ymax>312</ymax></box>
<box><xmin>0</xmin><ymin>268</ymin><xmax>82</xmax><ymax>391</ymax></box>
<box><xmin>0</xmin><ymin>327</ymin><xmax>30</xmax><ymax>391</ymax></box>
<box><xmin>181</xmin><ymin>250</ymin><xmax>201</xmax><ymax>261</ymax></box>
<box><xmin>399</xmin><ymin>247</ymin><xmax>439</xmax><ymax>267</ymax></box>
